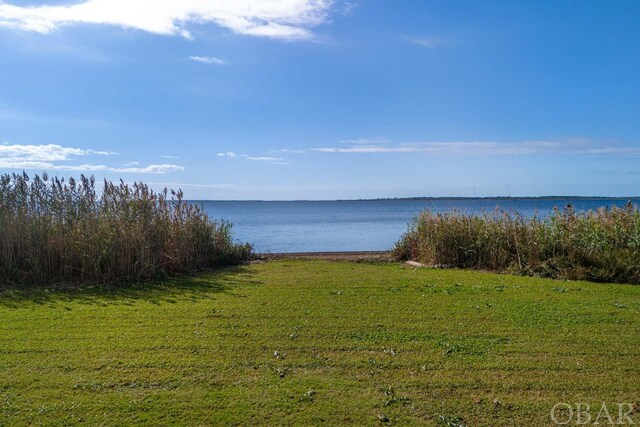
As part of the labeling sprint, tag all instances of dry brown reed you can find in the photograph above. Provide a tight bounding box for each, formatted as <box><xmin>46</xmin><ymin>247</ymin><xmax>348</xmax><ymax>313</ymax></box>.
<box><xmin>393</xmin><ymin>203</ymin><xmax>640</xmax><ymax>283</ymax></box>
<box><xmin>0</xmin><ymin>172</ymin><xmax>252</xmax><ymax>287</ymax></box>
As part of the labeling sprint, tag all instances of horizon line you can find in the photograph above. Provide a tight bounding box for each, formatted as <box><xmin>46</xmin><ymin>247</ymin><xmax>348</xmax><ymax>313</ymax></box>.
<box><xmin>186</xmin><ymin>195</ymin><xmax>640</xmax><ymax>203</ymax></box>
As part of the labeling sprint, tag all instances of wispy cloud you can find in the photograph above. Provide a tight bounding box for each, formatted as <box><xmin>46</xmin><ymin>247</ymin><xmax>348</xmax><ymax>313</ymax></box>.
<box><xmin>342</xmin><ymin>137</ymin><xmax>389</xmax><ymax>145</ymax></box>
<box><xmin>582</xmin><ymin>147</ymin><xmax>640</xmax><ymax>155</ymax></box>
<box><xmin>248</xmin><ymin>156</ymin><xmax>289</xmax><ymax>164</ymax></box>
<box><xmin>114</xmin><ymin>164</ymin><xmax>184</xmax><ymax>174</ymax></box>
<box><xmin>0</xmin><ymin>143</ymin><xmax>116</xmax><ymax>161</ymax></box>
<box><xmin>0</xmin><ymin>160</ymin><xmax>184</xmax><ymax>174</ymax></box>
<box><xmin>0</xmin><ymin>143</ymin><xmax>183</xmax><ymax>174</ymax></box>
<box><xmin>408</xmin><ymin>36</ymin><xmax>452</xmax><ymax>48</ymax></box>
<box><xmin>0</xmin><ymin>105</ymin><xmax>111</xmax><ymax>129</ymax></box>
<box><xmin>217</xmin><ymin>152</ymin><xmax>238</xmax><ymax>158</ymax></box>
<box><xmin>246</xmin><ymin>156</ymin><xmax>284</xmax><ymax>161</ymax></box>
<box><xmin>190</xmin><ymin>56</ymin><xmax>227</xmax><ymax>65</ymax></box>
<box><xmin>314</xmin><ymin>146</ymin><xmax>415</xmax><ymax>153</ymax></box>
<box><xmin>146</xmin><ymin>182</ymin><xmax>236</xmax><ymax>190</ymax></box>
<box><xmin>217</xmin><ymin>151</ymin><xmax>289</xmax><ymax>164</ymax></box>
<box><xmin>312</xmin><ymin>140</ymin><xmax>640</xmax><ymax>156</ymax></box>
<box><xmin>270</xmin><ymin>148</ymin><xmax>305</xmax><ymax>154</ymax></box>
<box><xmin>161</xmin><ymin>154</ymin><xmax>179</xmax><ymax>159</ymax></box>
<box><xmin>0</xmin><ymin>0</ymin><xmax>336</xmax><ymax>40</ymax></box>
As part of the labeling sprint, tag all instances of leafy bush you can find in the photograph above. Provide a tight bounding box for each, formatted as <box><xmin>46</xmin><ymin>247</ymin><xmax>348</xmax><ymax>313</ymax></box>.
<box><xmin>0</xmin><ymin>172</ymin><xmax>252</xmax><ymax>287</ymax></box>
<box><xmin>393</xmin><ymin>204</ymin><xmax>640</xmax><ymax>284</ymax></box>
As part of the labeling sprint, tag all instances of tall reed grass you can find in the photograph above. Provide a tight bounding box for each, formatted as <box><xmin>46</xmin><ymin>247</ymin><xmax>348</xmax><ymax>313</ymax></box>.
<box><xmin>393</xmin><ymin>204</ymin><xmax>640</xmax><ymax>283</ymax></box>
<box><xmin>0</xmin><ymin>172</ymin><xmax>252</xmax><ymax>287</ymax></box>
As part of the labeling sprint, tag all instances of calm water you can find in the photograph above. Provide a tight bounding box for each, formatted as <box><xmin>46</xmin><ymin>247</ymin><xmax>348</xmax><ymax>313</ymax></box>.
<box><xmin>195</xmin><ymin>198</ymin><xmax>639</xmax><ymax>253</ymax></box>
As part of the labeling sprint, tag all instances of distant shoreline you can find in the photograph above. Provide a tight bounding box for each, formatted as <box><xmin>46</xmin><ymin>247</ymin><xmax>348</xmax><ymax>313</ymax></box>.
<box><xmin>189</xmin><ymin>196</ymin><xmax>640</xmax><ymax>203</ymax></box>
<box><xmin>339</xmin><ymin>196</ymin><xmax>640</xmax><ymax>202</ymax></box>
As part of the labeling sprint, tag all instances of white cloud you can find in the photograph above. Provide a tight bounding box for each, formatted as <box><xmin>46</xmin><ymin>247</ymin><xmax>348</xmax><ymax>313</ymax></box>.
<box><xmin>0</xmin><ymin>0</ymin><xmax>335</xmax><ymax>40</ymax></box>
<box><xmin>0</xmin><ymin>143</ymin><xmax>183</xmax><ymax>174</ymax></box>
<box><xmin>190</xmin><ymin>56</ymin><xmax>227</xmax><ymax>65</ymax></box>
<box><xmin>161</xmin><ymin>154</ymin><xmax>179</xmax><ymax>159</ymax></box>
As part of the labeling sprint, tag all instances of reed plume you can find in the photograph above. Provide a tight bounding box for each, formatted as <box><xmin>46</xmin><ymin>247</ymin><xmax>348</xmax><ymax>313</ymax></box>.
<box><xmin>393</xmin><ymin>203</ymin><xmax>640</xmax><ymax>283</ymax></box>
<box><xmin>0</xmin><ymin>172</ymin><xmax>252</xmax><ymax>287</ymax></box>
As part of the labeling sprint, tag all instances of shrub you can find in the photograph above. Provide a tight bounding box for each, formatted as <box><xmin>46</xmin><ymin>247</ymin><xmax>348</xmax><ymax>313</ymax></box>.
<box><xmin>0</xmin><ymin>172</ymin><xmax>252</xmax><ymax>287</ymax></box>
<box><xmin>393</xmin><ymin>203</ymin><xmax>640</xmax><ymax>284</ymax></box>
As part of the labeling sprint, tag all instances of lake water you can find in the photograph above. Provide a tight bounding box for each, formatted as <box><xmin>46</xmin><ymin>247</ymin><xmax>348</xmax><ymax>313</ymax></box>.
<box><xmin>196</xmin><ymin>198</ymin><xmax>639</xmax><ymax>253</ymax></box>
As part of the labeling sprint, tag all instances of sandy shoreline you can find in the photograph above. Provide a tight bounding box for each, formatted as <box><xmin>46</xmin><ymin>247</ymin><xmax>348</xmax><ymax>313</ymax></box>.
<box><xmin>255</xmin><ymin>251</ymin><xmax>391</xmax><ymax>261</ymax></box>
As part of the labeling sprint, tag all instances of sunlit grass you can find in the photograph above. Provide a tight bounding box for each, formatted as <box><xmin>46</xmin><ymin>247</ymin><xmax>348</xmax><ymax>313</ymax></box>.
<box><xmin>1</xmin><ymin>260</ymin><xmax>638</xmax><ymax>425</ymax></box>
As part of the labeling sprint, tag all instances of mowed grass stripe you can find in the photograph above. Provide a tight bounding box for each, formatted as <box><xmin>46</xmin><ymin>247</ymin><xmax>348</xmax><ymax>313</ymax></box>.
<box><xmin>1</xmin><ymin>260</ymin><xmax>639</xmax><ymax>425</ymax></box>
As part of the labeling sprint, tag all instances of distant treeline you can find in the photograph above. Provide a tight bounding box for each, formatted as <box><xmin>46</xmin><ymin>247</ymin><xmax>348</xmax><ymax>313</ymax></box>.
<box><xmin>341</xmin><ymin>196</ymin><xmax>639</xmax><ymax>202</ymax></box>
<box><xmin>0</xmin><ymin>173</ymin><xmax>252</xmax><ymax>287</ymax></box>
<box><xmin>393</xmin><ymin>204</ymin><xmax>640</xmax><ymax>284</ymax></box>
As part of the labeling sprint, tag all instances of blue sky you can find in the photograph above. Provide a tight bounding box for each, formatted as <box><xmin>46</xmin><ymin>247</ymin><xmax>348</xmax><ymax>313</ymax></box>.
<box><xmin>0</xmin><ymin>0</ymin><xmax>638</xmax><ymax>199</ymax></box>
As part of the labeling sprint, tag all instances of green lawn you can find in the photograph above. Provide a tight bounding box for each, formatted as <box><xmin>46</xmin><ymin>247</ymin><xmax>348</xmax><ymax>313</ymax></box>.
<box><xmin>1</xmin><ymin>260</ymin><xmax>639</xmax><ymax>425</ymax></box>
